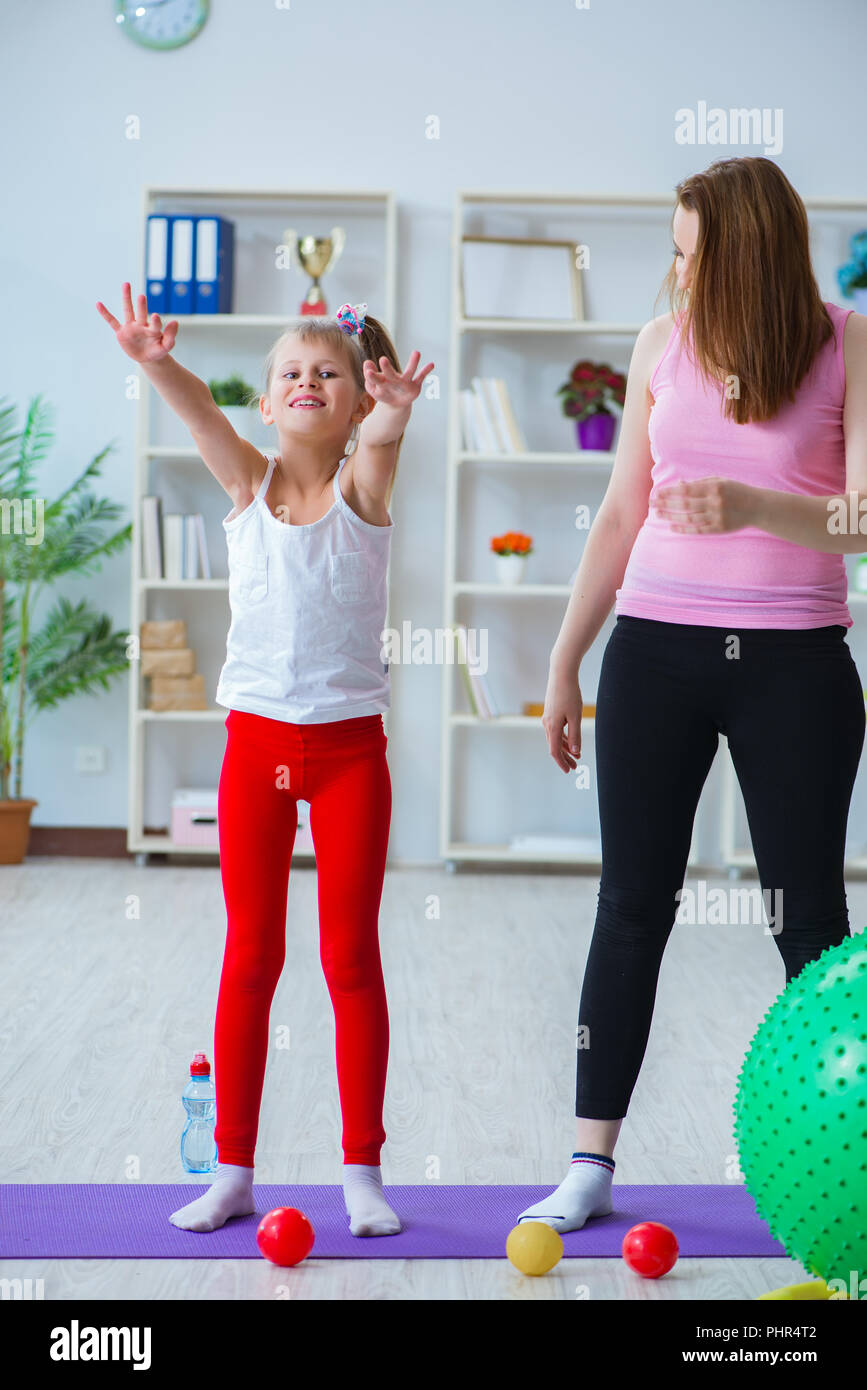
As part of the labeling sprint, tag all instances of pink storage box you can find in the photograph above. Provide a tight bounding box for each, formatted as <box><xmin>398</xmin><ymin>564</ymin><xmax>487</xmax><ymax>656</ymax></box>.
<box><xmin>294</xmin><ymin>800</ymin><xmax>313</xmax><ymax>853</ymax></box>
<box><xmin>171</xmin><ymin>789</ymin><xmax>219</xmax><ymax>847</ymax></box>
<box><xmin>170</xmin><ymin>789</ymin><xmax>315</xmax><ymax>852</ymax></box>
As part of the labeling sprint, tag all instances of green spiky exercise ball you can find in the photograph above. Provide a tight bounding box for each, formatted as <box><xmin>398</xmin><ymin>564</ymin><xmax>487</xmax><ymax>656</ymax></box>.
<box><xmin>733</xmin><ymin>932</ymin><xmax>867</xmax><ymax>1285</ymax></box>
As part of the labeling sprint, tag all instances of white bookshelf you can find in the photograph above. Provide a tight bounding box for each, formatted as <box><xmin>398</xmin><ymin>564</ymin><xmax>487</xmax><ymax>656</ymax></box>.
<box><xmin>128</xmin><ymin>186</ymin><xmax>397</xmax><ymax>863</ymax></box>
<box><xmin>440</xmin><ymin>188</ymin><xmax>867</xmax><ymax>873</ymax></box>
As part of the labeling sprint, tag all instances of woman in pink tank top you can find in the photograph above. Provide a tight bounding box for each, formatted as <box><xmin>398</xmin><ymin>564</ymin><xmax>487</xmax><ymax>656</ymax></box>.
<box><xmin>518</xmin><ymin>158</ymin><xmax>867</xmax><ymax>1234</ymax></box>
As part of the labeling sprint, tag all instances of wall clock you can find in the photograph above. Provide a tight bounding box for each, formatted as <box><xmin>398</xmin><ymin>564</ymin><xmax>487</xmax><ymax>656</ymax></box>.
<box><xmin>115</xmin><ymin>1</ymin><xmax>210</xmax><ymax>51</ymax></box>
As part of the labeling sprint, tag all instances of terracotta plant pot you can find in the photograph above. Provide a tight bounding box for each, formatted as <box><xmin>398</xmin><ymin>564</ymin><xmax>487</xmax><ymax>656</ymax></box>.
<box><xmin>0</xmin><ymin>798</ymin><xmax>38</xmax><ymax>865</ymax></box>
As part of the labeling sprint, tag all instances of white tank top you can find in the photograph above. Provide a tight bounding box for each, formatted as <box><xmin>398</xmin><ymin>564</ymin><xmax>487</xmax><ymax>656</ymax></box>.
<box><xmin>214</xmin><ymin>450</ymin><xmax>393</xmax><ymax>724</ymax></box>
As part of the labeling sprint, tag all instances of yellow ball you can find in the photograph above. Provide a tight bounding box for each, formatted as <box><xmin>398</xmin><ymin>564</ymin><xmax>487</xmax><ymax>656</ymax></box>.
<box><xmin>506</xmin><ymin>1220</ymin><xmax>564</xmax><ymax>1275</ymax></box>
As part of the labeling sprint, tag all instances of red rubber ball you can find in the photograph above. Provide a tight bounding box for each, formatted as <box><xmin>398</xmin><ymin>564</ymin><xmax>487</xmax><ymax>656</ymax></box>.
<box><xmin>622</xmin><ymin>1221</ymin><xmax>679</xmax><ymax>1278</ymax></box>
<box><xmin>256</xmin><ymin>1207</ymin><xmax>315</xmax><ymax>1267</ymax></box>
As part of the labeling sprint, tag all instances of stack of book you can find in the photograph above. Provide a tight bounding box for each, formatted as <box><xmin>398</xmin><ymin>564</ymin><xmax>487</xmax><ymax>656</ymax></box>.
<box><xmin>459</xmin><ymin>377</ymin><xmax>528</xmax><ymax>453</ymax></box>
<box><xmin>141</xmin><ymin>497</ymin><xmax>212</xmax><ymax>581</ymax></box>
<box><xmin>454</xmin><ymin>624</ymin><xmax>499</xmax><ymax>718</ymax></box>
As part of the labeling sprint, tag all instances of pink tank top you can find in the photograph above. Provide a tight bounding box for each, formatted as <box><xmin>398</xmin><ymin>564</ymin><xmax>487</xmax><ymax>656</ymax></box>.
<box><xmin>615</xmin><ymin>299</ymin><xmax>853</xmax><ymax>629</ymax></box>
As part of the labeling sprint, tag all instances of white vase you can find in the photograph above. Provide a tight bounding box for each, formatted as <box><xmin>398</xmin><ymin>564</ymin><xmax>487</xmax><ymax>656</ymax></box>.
<box><xmin>496</xmin><ymin>553</ymin><xmax>527</xmax><ymax>585</ymax></box>
<box><xmin>218</xmin><ymin>404</ymin><xmax>259</xmax><ymax>442</ymax></box>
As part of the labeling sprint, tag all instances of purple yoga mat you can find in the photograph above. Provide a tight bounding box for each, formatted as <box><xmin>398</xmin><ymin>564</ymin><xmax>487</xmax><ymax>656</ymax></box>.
<box><xmin>1</xmin><ymin>1184</ymin><xmax>785</xmax><ymax>1259</ymax></box>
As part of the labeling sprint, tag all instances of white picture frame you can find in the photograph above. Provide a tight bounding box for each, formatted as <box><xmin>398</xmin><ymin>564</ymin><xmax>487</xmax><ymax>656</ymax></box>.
<box><xmin>460</xmin><ymin>236</ymin><xmax>584</xmax><ymax>321</ymax></box>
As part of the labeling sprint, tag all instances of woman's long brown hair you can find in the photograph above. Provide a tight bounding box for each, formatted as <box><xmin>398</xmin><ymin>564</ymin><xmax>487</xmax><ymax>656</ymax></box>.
<box><xmin>656</xmin><ymin>157</ymin><xmax>833</xmax><ymax>424</ymax></box>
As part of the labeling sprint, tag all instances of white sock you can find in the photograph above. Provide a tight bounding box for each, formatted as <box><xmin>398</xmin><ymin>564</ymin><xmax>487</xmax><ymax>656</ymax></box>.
<box><xmin>169</xmin><ymin>1161</ymin><xmax>256</xmax><ymax>1232</ymax></box>
<box><xmin>517</xmin><ymin>1152</ymin><xmax>615</xmax><ymax>1234</ymax></box>
<box><xmin>343</xmin><ymin>1164</ymin><xmax>402</xmax><ymax>1237</ymax></box>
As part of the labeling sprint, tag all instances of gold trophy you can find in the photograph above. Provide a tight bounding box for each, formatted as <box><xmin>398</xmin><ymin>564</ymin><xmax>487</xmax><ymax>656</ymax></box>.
<box><xmin>284</xmin><ymin>227</ymin><xmax>346</xmax><ymax>315</ymax></box>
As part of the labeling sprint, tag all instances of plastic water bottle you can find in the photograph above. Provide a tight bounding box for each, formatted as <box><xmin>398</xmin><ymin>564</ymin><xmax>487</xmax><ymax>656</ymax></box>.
<box><xmin>180</xmin><ymin>1052</ymin><xmax>217</xmax><ymax>1174</ymax></box>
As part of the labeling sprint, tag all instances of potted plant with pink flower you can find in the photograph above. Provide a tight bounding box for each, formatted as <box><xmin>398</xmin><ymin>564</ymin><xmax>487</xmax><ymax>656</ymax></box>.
<box><xmin>557</xmin><ymin>359</ymin><xmax>626</xmax><ymax>451</ymax></box>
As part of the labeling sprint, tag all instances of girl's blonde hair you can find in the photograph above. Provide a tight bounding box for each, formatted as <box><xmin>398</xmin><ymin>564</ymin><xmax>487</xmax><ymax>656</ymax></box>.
<box><xmin>656</xmin><ymin>156</ymin><xmax>833</xmax><ymax>425</ymax></box>
<box><xmin>258</xmin><ymin>312</ymin><xmax>404</xmax><ymax>508</ymax></box>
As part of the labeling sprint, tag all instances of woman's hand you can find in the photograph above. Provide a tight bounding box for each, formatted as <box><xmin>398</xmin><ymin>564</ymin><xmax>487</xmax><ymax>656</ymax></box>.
<box><xmin>96</xmin><ymin>283</ymin><xmax>179</xmax><ymax>364</ymax></box>
<box><xmin>652</xmin><ymin>477</ymin><xmax>759</xmax><ymax>533</ymax></box>
<box><xmin>542</xmin><ymin>663</ymin><xmax>584</xmax><ymax>773</ymax></box>
<box><xmin>362</xmin><ymin>349</ymin><xmax>434</xmax><ymax>409</ymax></box>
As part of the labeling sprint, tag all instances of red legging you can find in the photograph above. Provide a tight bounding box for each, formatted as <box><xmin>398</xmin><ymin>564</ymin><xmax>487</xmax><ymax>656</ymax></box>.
<box><xmin>213</xmin><ymin>708</ymin><xmax>391</xmax><ymax>1167</ymax></box>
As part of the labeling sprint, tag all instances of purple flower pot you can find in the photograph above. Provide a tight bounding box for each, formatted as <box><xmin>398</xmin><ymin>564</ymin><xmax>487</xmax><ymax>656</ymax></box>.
<box><xmin>576</xmin><ymin>412</ymin><xmax>616</xmax><ymax>452</ymax></box>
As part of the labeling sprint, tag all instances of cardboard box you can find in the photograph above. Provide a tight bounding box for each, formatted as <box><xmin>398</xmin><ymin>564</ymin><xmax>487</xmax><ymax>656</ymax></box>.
<box><xmin>141</xmin><ymin>619</ymin><xmax>187</xmax><ymax>649</ymax></box>
<box><xmin>148</xmin><ymin>691</ymin><xmax>208</xmax><ymax>711</ymax></box>
<box><xmin>150</xmin><ymin>674</ymin><xmax>206</xmax><ymax>696</ymax></box>
<box><xmin>148</xmin><ymin>674</ymin><xmax>207</xmax><ymax>711</ymax></box>
<box><xmin>141</xmin><ymin>648</ymin><xmax>196</xmax><ymax>677</ymax></box>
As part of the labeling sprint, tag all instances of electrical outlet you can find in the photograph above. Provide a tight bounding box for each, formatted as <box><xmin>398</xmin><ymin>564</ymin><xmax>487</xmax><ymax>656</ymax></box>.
<box><xmin>74</xmin><ymin>746</ymin><xmax>106</xmax><ymax>773</ymax></box>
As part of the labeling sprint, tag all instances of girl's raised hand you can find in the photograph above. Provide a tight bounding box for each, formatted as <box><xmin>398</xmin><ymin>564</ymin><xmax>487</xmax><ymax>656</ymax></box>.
<box><xmin>362</xmin><ymin>350</ymin><xmax>434</xmax><ymax>409</ymax></box>
<box><xmin>96</xmin><ymin>283</ymin><xmax>179</xmax><ymax>363</ymax></box>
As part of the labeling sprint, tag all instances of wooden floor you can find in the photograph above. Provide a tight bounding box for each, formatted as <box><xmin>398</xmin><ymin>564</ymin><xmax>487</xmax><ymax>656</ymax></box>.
<box><xmin>3</xmin><ymin>856</ymin><xmax>862</xmax><ymax>1301</ymax></box>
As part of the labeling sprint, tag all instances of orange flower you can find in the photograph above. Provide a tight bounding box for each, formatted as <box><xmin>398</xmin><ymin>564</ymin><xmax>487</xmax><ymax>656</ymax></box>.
<box><xmin>490</xmin><ymin>531</ymin><xmax>533</xmax><ymax>556</ymax></box>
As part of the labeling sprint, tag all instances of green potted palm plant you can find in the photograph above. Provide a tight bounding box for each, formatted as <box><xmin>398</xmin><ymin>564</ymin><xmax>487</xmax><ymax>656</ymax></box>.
<box><xmin>0</xmin><ymin>395</ymin><xmax>133</xmax><ymax>864</ymax></box>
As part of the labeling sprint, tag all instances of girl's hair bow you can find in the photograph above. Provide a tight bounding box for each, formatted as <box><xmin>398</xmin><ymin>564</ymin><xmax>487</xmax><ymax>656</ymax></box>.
<box><xmin>334</xmin><ymin>302</ymin><xmax>367</xmax><ymax>336</ymax></box>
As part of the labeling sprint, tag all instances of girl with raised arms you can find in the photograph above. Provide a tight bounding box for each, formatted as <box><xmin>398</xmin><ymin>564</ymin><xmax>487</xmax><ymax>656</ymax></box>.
<box><xmin>97</xmin><ymin>286</ymin><xmax>432</xmax><ymax>1236</ymax></box>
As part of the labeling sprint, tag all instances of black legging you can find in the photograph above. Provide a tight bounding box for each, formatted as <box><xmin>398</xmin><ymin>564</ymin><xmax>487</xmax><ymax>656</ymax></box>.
<box><xmin>576</xmin><ymin>614</ymin><xmax>865</xmax><ymax>1120</ymax></box>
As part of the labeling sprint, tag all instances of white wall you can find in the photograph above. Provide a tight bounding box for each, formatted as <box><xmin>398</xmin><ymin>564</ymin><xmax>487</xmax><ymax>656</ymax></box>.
<box><xmin>3</xmin><ymin>0</ymin><xmax>867</xmax><ymax>863</ymax></box>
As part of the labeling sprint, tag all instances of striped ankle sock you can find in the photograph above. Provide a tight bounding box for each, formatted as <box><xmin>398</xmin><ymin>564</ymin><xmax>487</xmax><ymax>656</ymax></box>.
<box><xmin>516</xmin><ymin>1149</ymin><xmax>615</xmax><ymax>1233</ymax></box>
<box><xmin>571</xmin><ymin>1150</ymin><xmax>616</xmax><ymax>1173</ymax></box>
